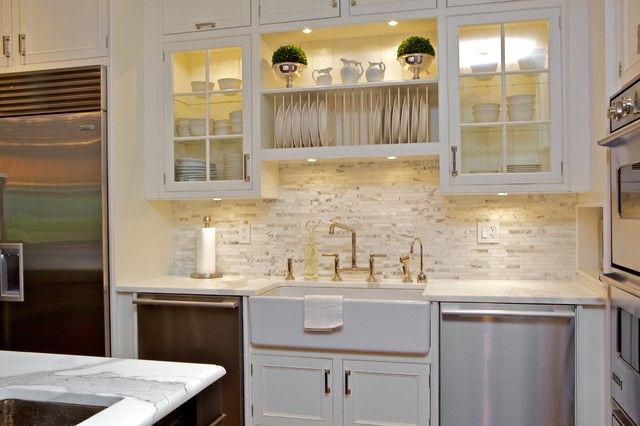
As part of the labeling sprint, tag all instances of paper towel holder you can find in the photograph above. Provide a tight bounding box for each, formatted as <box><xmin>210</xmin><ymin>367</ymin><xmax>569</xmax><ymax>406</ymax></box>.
<box><xmin>191</xmin><ymin>216</ymin><xmax>223</xmax><ymax>279</ymax></box>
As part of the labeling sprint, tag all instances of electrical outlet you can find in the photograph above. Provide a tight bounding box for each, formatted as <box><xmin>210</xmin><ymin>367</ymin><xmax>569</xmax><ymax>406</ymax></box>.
<box><xmin>239</xmin><ymin>224</ymin><xmax>251</xmax><ymax>244</ymax></box>
<box><xmin>477</xmin><ymin>221</ymin><xmax>499</xmax><ymax>244</ymax></box>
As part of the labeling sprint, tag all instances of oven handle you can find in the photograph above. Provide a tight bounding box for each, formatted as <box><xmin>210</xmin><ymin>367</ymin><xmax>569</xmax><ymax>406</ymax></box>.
<box><xmin>612</xmin><ymin>399</ymin><xmax>636</xmax><ymax>426</ymax></box>
<box><xmin>441</xmin><ymin>308</ymin><xmax>575</xmax><ymax>319</ymax></box>
<box><xmin>132</xmin><ymin>296</ymin><xmax>238</xmax><ymax>309</ymax></box>
<box><xmin>599</xmin><ymin>118</ymin><xmax>640</xmax><ymax>147</ymax></box>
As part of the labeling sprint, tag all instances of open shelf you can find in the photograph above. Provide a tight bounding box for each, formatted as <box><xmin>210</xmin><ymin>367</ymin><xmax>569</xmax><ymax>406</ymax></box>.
<box><xmin>261</xmin><ymin>142</ymin><xmax>439</xmax><ymax>162</ymax></box>
<box><xmin>261</xmin><ymin>78</ymin><xmax>438</xmax><ymax>95</ymax></box>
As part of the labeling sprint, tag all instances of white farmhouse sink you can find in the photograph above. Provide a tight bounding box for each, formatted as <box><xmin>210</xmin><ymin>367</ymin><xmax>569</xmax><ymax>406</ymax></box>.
<box><xmin>249</xmin><ymin>285</ymin><xmax>430</xmax><ymax>355</ymax></box>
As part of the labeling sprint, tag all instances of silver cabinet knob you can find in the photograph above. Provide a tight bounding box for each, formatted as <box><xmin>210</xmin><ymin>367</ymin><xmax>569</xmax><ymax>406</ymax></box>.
<box><xmin>608</xmin><ymin>101</ymin><xmax>624</xmax><ymax>120</ymax></box>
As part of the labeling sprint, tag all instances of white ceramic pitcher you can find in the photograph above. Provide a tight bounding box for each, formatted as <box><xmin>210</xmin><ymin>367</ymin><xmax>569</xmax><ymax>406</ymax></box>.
<box><xmin>340</xmin><ymin>58</ymin><xmax>363</xmax><ymax>84</ymax></box>
<box><xmin>365</xmin><ymin>61</ymin><xmax>386</xmax><ymax>82</ymax></box>
<box><xmin>312</xmin><ymin>67</ymin><xmax>333</xmax><ymax>86</ymax></box>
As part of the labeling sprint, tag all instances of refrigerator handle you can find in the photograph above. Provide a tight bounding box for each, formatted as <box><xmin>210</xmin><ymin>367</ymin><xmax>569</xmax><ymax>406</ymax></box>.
<box><xmin>0</xmin><ymin>253</ymin><xmax>6</xmax><ymax>292</ymax></box>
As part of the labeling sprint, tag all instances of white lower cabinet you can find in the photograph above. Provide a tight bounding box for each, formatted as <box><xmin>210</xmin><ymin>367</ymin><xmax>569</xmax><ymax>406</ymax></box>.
<box><xmin>252</xmin><ymin>354</ymin><xmax>430</xmax><ymax>426</ymax></box>
<box><xmin>252</xmin><ymin>355</ymin><xmax>334</xmax><ymax>426</ymax></box>
<box><xmin>342</xmin><ymin>360</ymin><xmax>430</xmax><ymax>426</ymax></box>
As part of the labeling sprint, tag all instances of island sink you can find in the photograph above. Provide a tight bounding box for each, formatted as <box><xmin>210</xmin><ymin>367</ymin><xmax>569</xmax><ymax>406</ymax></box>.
<box><xmin>0</xmin><ymin>399</ymin><xmax>105</xmax><ymax>425</ymax></box>
<box><xmin>249</xmin><ymin>285</ymin><xmax>430</xmax><ymax>354</ymax></box>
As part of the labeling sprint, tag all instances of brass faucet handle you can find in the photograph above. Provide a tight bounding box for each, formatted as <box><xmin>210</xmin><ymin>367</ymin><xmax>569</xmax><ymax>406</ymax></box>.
<box><xmin>367</xmin><ymin>254</ymin><xmax>387</xmax><ymax>283</ymax></box>
<box><xmin>322</xmin><ymin>253</ymin><xmax>342</xmax><ymax>282</ymax></box>
<box><xmin>285</xmin><ymin>257</ymin><xmax>295</xmax><ymax>281</ymax></box>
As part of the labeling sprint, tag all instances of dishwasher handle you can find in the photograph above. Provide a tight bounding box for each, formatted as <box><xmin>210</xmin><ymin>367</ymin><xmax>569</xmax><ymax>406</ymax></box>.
<box><xmin>441</xmin><ymin>308</ymin><xmax>575</xmax><ymax>319</ymax></box>
<box><xmin>132</xmin><ymin>296</ymin><xmax>238</xmax><ymax>309</ymax></box>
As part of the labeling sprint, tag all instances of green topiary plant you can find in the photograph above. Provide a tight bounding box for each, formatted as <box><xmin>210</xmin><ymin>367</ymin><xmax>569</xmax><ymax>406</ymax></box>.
<box><xmin>272</xmin><ymin>45</ymin><xmax>308</xmax><ymax>66</ymax></box>
<box><xmin>397</xmin><ymin>36</ymin><xmax>436</xmax><ymax>58</ymax></box>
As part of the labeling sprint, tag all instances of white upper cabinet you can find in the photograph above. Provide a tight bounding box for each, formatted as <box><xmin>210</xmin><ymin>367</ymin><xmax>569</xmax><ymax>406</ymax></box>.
<box><xmin>163</xmin><ymin>0</ymin><xmax>250</xmax><ymax>35</ymax></box>
<box><xmin>349</xmin><ymin>0</ymin><xmax>436</xmax><ymax>17</ymax></box>
<box><xmin>17</xmin><ymin>0</ymin><xmax>108</xmax><ymax>64</ymax></box>
<box><xmin>259</xmin><ymin>0</ymin><xmax>339</xmax><ymax>25</ymax></box>
<box><xmin>616</xmin><ymin>0</ymin><xmax>640</xmax><ymax>86</ymax></box>
<box><xmin>444</xmin><ymin>8</ymin><xmax>564</xmax><ymax>191</ymax></box>
<box><xmin>0</xmin><ymin>0</ymin><xmax>11</xmax><ymax>68</ymax></box>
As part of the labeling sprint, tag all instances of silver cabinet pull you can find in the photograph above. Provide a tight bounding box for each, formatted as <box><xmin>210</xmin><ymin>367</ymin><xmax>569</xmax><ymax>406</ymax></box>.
<box><xmin>332</xmin><ymin>0</ymin><xmax>338</xmax><ymax>7</ymax></box>
<box><xmin>344</xmin><ymin>369</ymin><xmax>351</xmax><ymax>395</ymax></box>
<box><xmin>243</xmin><ymin>153</ymin><xmax>251</xmax><ymax>182</ymax></box>
<box><xmin>2</xmin><ymin>36</ymin><xmax>9</xmax><ymax>58</ymax></box>
<box><xmin>324</xmin><ymin>369</ymin><xmax>331</xmax><ymax>394</ymax></box>
<box><xmin>210</xmin><ymin>413</ymin><xmax>227</xmax><ymax>425</ymax></box>
<box><xmin>18</xmin><ymin>34</ymin><xmax>25</xmax><ymax>56</ymax></box>
<box><xmin>450</xmin><ymin>146</ymin><xmax>458</xmax><ymax>176</ymax></box>
<box><xmin>441</xmin><ymin>308</ymin><xmax>575</xmax><ymax>319</ymax></box>
<box><xmin>132</xmin><ymin>296</ymin><xmax>238</xmax><ymax>309</ymax></box>
<box><xmin>195</xmin><ymin>22</ymin><xmax>216</xmax><ymax>30</ymax></box>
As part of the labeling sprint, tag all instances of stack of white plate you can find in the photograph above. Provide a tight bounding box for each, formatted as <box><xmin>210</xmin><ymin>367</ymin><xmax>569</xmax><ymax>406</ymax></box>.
<box><xmin>472</xmin><ymin>103</ymin><xmax>500</xmax><ymax>123</ymax></box>
<box><xmin>213</xmin><ymin>119</ymin><xmax>231</xmax><ymax>136</ymax></box>
<box><xmin>223</xmin><ymin>153</ymin><xmax>243</xmax><ymax>180</ymax></box>
<box><xmin>506</xmin><ymin>164</ymin><xmax>542</xmax><ymax>173</ymax></box>
<box><xmin>175</xmin><ymin>158</ymin><xmax>218</xmax><ymax>181</ymax></box>
<box><xmin>229</xmin><ymin>110</ymin><xmax>242</xmax><ymax>134</ymax></box>
<box><xmin>176</xmin><ymin>118</ymin><xmax>190</xmax><ymax>137</ymax></box>
<box><xmin>507</xmin><ymin>95</ymin><xmax>535</xmax><ymax>121</ymax></box>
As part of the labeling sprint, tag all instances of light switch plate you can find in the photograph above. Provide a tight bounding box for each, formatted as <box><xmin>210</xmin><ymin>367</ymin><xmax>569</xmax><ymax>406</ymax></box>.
<box><xmin>477</xmin><ymin>221</ymin><xmax>499</xmax><ymax>244</ymax></box>
<box><xmin>239</xmin><ymin>224</ymin><xmax>251</xmax><ymax>244</ymax></box>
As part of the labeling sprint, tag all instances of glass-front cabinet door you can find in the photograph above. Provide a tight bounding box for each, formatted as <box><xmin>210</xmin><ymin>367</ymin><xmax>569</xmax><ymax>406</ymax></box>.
<box><xmin>447</xmin><ymin>9</ymin><xmax>562</xmax><ymax>187</ymax></box>
<box><xmin>163</xmin><ymin>36</ymin><xmax>252</xmax><ymax>194</ymax></box>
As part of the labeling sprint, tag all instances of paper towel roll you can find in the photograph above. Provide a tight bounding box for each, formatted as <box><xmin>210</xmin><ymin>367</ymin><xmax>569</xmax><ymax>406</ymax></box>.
<box><xmin>195</xmin><ymin>227</ymin><xmax>216</xmax><ymax>275</ymax></box>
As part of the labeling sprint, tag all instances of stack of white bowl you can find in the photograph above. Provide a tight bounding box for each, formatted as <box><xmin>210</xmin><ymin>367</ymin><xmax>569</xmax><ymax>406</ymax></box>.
<box><xmin>229</xmin><ymin>110</ymin><xmax>242</xmax><ymax>134</ymax></box>
<box><xmin>472</xmin><ymin>103</ymin><xmax>500</xmax><ymax>123</ymax></box>
<box><xmin>176</xmin><ymin>118</ymin><xmax>191</xmax><ymax>136</ymax></box>
<box><xmin>223</xmin><ymin>152</ymin><xmax>243</xmax><ymax>180</ymax></box>
<box><xmin>213</xmin><ymin>119</ymin><xmax>231</xmax><ymax>136</ymax></box>
<box><xmin>189</xmin><ymin>118</ymin><xmax>207</xmax><ymax>136</ymax></box>
<box><xmin>507</xmin><ymin>95</ymin><xmax>535</xmax><ymax>121</ymax></box>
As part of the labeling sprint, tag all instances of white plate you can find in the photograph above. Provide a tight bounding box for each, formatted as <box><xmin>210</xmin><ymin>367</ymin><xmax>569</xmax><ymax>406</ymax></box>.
<box><xmin>275</xmin><ymin>104</ymin><xmax>284</xmax><ymax>148</ymax></box>
<box><xmin>301</xmin><ymin>103</ymin><xmax>310</xmax><ymax>147</ymax></box>
<box><xmin>309</xmin><ymin>101</ymin><xmax>319</xmax><ymax>147</ymax></box>
<box><xmin>318</xmin><ymin>101</ymin><xmax>328</xmax><ymax>147</ymax></box>
<box><xmin>292</xmin><ymin>103</ymin><xmax>302</xmax><ymax>148</ymax></box>
<box><xmin>284</xmin><ymin>105</ymin><xmax>293</xmax><ymax>148</ymax></box>
<box><xmin>418</xmin><ymin>96</ymin><xmax>428</xmax><ymax>142</ymax></box>
<box><xmin>411</xmin><ymin>96</ymin><xmax>419</xmax><ymax>143</ymax></box>
<box><xmin>391</xmin><ymin>96</ymin><xmax>401</xmax><ymax>143</ymax></box>
<box><xmin>384</xmin><ymin>95</ymin><xmax>392</xmax><ymax>144</ymax></box>
<box><xmin>399</xmin><ymin>96</ymin><xmax>409</xmax><ymax>144</ymax></box>
<box><xmin>372</xmin><ymin>99</ymin><xmax>381</xmax><ymax>144</ymax></box>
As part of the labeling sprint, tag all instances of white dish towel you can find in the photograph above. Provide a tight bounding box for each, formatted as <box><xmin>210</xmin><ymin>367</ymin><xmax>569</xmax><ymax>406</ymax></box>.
<box><xmin>304</xmin><ymin>295</ymin><xmax>343</xmax><ymax>331</ymax></box>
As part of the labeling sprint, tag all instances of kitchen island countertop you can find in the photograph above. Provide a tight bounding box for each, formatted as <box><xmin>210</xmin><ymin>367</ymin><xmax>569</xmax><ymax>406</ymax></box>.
<box><xmin>0</xmin><ymin>351</ymin><xmax>225</xmax><ymax>426</ymax></box>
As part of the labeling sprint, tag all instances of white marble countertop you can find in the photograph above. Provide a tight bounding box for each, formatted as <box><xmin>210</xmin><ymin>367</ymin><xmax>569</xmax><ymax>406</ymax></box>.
<box><xmin>422</xmin><ymin>278</ymin><xmax>606</xmax><ymax>305</ymax></box>
<box><xmin>0</xmin><ymin>351</ymin><xmax>225</xmax><ymax>426</ymax></box>
<box><xmin>117</xmin><ymin>275</ymin><xmax>605</xmax><ymax>304</ymax></box>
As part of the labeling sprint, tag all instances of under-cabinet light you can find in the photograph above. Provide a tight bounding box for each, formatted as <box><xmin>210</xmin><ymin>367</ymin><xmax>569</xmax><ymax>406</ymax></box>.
<box><xmin>386</xmin><ymin>156</ymin><xmax>398</xmax><ymax>160</ymax></box>
<box><xmin>307</xmin><ymin>158</ymin><xmax>317</xmax><ymax>162</ymax></box>
<box><xmin>388</xmin><ymin>20</ymin><xmax>399</xmax><ymax>27</ymax></box>
<box><xmin>213</xmin><ymin>197</ymin><xmax>222</xmax><ymax>201</ymax></box>
<box><xmin>497</xmin><ymin>193</ymin><xmax>508</xmax><ymax>196</ymax></box>
<box><xmin>302</xmin><ymin>27</ymin><xmax>312</xmax><ymax>34</ymax></box>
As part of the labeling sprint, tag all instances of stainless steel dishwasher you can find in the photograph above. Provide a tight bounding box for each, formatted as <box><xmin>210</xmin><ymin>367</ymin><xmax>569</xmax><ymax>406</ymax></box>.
<box><xmin>440</xmin><ymin>303</ymin><xmax>575</xmax><ymax>426</ymax></box>
<box><xmin>135</xmin><ymin>293</ymin><xmax>243</xmax><ymax>425</ymax></box>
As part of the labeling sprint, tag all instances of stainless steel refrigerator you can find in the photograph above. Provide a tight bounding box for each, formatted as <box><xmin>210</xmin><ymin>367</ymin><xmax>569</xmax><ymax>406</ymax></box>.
<box><xmin>0</xmin><ymin>66</ymin><xmax>108</xmax><ymax>356</ymax></box>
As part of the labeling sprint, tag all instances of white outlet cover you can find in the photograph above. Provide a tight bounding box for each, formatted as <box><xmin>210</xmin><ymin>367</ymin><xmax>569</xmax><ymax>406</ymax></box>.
<box><xmin>239</xmin><ymin>224</ymin><xmax>251</xmax><ymax>244</ymax></box>
<box><xmin>477</xmin><ymin>221</ymin><xmax>499</xmax><ymax>244</ymax></box>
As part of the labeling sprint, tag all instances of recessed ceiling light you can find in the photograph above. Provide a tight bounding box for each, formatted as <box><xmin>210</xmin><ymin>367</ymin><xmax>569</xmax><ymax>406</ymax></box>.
<box><xmin>307</xmin><ymin>158</ymin><xmax>317</xmax><ymax>162</ymax></box>
<box><xmin>213</xmin><ymin>197</ymin><xmax>222</xmax><ymax>201</ymax></box>
<box><xmin>302</xmin><ymin>27</ymin><xmax>312</xmax><ymax>34</ymax></box>
<box><xmin>497</xmin><ymin>193</ymin><xmax>508</xmax><ymax>196</ymax></box>
<box><xmin>388</xmin><ymin>20</ymin><xmax>399</xmax><ymax>27</ymax></box>
<box><xmin>386</xmin><ymin>156</ymin><xmax>397</xmax><ymax>160</ymax></box>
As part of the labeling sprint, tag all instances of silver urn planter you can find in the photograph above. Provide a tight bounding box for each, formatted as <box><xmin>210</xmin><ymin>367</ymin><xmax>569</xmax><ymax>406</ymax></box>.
<box><xmin>398</xmin><ymin>53</ymin><xmax>435</xmax><ymax>80</ymax></box>
<box><xmin>272</xmin><ymin>62</ymin><xmax>306</xmax><ymax>88</ymax></box>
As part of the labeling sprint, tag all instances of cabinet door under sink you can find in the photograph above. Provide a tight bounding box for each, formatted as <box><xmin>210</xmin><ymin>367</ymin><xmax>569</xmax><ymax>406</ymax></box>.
<box><xmin>252</xmin><ymin>354</ymin><xmax>334</xmax><ymax>426</ymax></box>
<box><xmin>342</xmin><ymin>360</ymin><xmax>430</xmax><ymax>426</ymax></box>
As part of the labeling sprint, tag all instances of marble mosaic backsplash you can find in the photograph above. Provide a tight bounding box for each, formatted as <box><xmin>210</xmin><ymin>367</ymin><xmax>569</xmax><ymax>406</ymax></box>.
<box><xmin>170</xmin><ymin>160</ymin><xmax>578</xmax><ymax>281</ymax></box>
